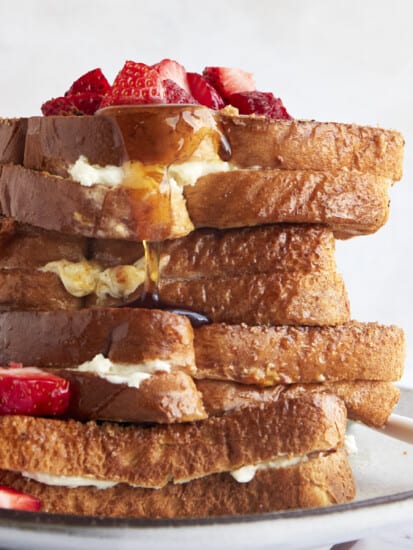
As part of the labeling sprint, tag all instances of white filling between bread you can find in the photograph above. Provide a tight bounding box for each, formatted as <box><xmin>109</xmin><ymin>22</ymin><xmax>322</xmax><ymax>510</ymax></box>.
<box><xmin>73</xmin><ymin>353</ymin><xmax>171</xmax><ymax>388</ymax></box>
<box><xmin>68</xmin><ymin>155</ymin><xmax>236</xmax><ymax>189</ymax></box>
<box><xmin>40</xmin><ymin>256</ymin><xmax>169</xmax><ymax>300</ymax></box>
<box><xmin>230</xmin><ymin>454</ymin><xmax>309</xmax><ymax>483</ymax></box>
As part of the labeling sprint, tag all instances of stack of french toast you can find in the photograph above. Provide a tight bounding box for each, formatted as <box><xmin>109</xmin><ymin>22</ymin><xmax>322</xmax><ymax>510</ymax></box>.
<box><xmin>0</xmin><ymin>61</ymin><xmax>406</xmax><ymax>518</ymax></box>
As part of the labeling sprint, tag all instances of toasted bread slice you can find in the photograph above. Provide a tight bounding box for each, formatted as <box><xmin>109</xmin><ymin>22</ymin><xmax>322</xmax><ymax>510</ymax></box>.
<box><xmin>185</xmin><ymin>169</ymin><xmax>391</xmax><ymax>239</ymax></box>
<box><xmin>0</xmin><ymin>449</ymin><xmax>354</xmax><ymax>517</ymax></box>
<box><xmin>158</xmin><ymin>270</ymin><xmax>349</xmax><ymax>325</ymax></box>
<box><xmin>57</xmin><ymin>369</ymin><xmax>207</xmax><ymax>424</ymax></box>
<box><xmin>21</xmin><ymin>114</ymin><xmax>403</xmax><ymax>179</ymax></box>
<box><xmin>0</xmin><ymin>118</ymin><xmax>27</xmax><ymax>164</ymax></box>
<box><xmin>0</xmin><ymin>216</ymin><xmax>336</xmax><ymax>274</ymax></box>
<box><xmin>0</xmin><ymin>216</ymin><xmax>87</xmax><ymax>268</ymax></box>
<box><xmin>194</xmin><ymin>321</ymin><xmax>405</xmax><ymax>384</ymax></box>
<box><xmin>0</xmin><ymin>309</ymin><xmax>195</xmax><ymax>372</ymax></box>
<box><xmin>0</xmin><ymin>392</ymin><xmax>346</xmax><ymax>487</ymax></box>
<box><xmin>196</xmin><ymin>379</ymin><xmax>400</xmax><ymax>428</ymax></box>
<box><xmin>0</xmin><ymin>164</ymin><xmax>392</xmax><ymax>240</ymax></box>
<box><xmin>220</xmin><ymin>116</ymin><xmax>403</xmax><ymax>180</ymax></box>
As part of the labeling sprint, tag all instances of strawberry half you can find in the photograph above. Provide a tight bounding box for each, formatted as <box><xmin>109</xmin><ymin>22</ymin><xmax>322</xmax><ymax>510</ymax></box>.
<box><xmin>0</xmin><ymin>486</ymin><xmax>41</xmax><ymax>512</ymax></box>
<box><xmin>162</xmin><ymin>79</ymin><xmax>197</xmax><ymax>104</ymax></box>
<box><xmin>187</xmin><ymin>73</ymin><xmax>225</xmax><ymax>110</ymax></box>
<box><xmin>153</xmin><ymin>59</ymin><xmax>190</xmax><ymax>93</ymax></box>
<box><xmin>65</xmin><ymin>68</ymin><xmax>110</xmax><ymax>96</ymax></box>
<box><xmin>228</xmin><ymin>91</ymin><xmax>292</xmax><ymax>120</ymax></box>
<box><xmin>202</xmin><ymin>66</ymin><xmax>255</xmax><ymax>101</ymax></box>
<box><xmin>100</xmin><ymin>61</ymin><xmax>164</xmax><ymax>108</ymax></box>
<box><xmin>0</xmin><ymin>365</ymin><xmax>70</xmax><ymax>416</ymax></box>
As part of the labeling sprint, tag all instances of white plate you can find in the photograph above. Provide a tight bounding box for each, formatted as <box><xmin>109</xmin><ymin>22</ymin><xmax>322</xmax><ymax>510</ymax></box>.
<box><xmin>0</xmin><ymin>388</ymin><xmax>412</xmax><ymax>550</ymax></box>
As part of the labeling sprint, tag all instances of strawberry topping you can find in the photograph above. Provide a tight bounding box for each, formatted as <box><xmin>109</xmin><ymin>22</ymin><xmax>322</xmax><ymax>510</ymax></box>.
<box><xmin>100</xmin><ymin>61</ymin><xmax>164</xmax><ymax>108</ymax></box>
<box><xmin>0</xmin><ymin>365</ymin><xmax>70</xmax><ymax>416</ymax></box>
<box><xmin>202</xmin><ymin>66</ymin><xmax>255</xmax><ymax>101</ymax></box>
<box><xmin>0</xmin><ymin>486</ymin><xmax>41</xmax><ymax>511</ymax></box>
<box><xmin>66</xmin><ymin>68</ymin><xmax>110</xmax><ymax>96</ymax></box>
<box><xmin>162</xmin><ymin>79</ymin><xmax>197</xmax><ymax>104</ymax></box>
<box><xmin>153</xmin><ymin>59</ymin><xmax>190</xmax><ymax>93</ymax></box>
<box><xmin>41</xmin><ymin>60</ymin><xmax>291</xmax><ymax>120</ymax></box>
<box><xmin>187</xmin><ymin>73</ymin><xmax>225</xmax><ymax>110</ymax></box>
<box><xmin>228</xmin><ymin>91</ymin><xmax>292</xmax><ymax>120</ymax></box>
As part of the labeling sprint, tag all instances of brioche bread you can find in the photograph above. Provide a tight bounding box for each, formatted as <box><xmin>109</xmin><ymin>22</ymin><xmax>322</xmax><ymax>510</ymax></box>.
<box><xmin>0</xmin><ymin>450</ymin><xmax>354</xmax><ymax>517</ymax></box>
<box><xmin>0</xmin><ymin>118</ymin><xmax>27</xmax><ymax>165</ymax></box>
<box><xmin>194</xmin><ymin>321</ymin><xmax>405</xmax><ymax>384</ymax></box>
<box><xmin>0</xmin><ymin>392</ymin><xmax>346</xmax><ymax>487</ymax></box>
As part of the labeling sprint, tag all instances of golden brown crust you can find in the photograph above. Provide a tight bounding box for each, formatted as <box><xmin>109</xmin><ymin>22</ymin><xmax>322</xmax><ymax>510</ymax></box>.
<box><xmin>194</xmin><ymin>321</ymin><xmax>405</xmax><ymax>384</ymax></box>
<box><xmin>0</xmin><ymin>450</ymin><xmax>354</xmax><ymax>517</ymax></box>
<box><xmin>184</xmin><ymin>169</ymin><xmax>391</xmax><ymax>239</ymax></box>
<box><xmin>0</xmin><ymin>164</ymin><xmax>392</xmax><ymax>241</ymax></box>
<box><xmin>0</xmin><ymin>269</ymin><xmax>81</xmax><ymax>311</ymax></box>
<box><xmin>159</xmin><ymin>270</ymin><xmax>350</xmax><ymax>325</ymax></box>
<box><xmin>0</xmin><ymin>308</ymin><xmax>195</xmax><ymax>372</ymax></box>
<box><xmin>58</xmin><ymin>369</ymin><xmax>207</xmax><ymax>424</ymax></box>
<box><xmin>196</xmin><ymin>379</ymin><xmax>400</xmax><ymax>427</ymax></box>
<box><xmin>0</xmin><ymin>393</ymin><xmax>346</xmax><ymax>487</ymax></box>
<box><xmin>221</xmin><ymin>116</ymin><xmax>404</xmax><ymax>180</ymax></box>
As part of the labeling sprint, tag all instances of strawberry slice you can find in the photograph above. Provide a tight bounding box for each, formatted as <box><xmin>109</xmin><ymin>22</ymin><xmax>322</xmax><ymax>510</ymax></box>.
<box><xmin>65</xmin><ymin>68</ymin><xmax>110</xmax><ymax>96</ymax></box>
<box><xmin>187</xmin><ymin>73</ymin><xmax>225</xmax><ymax>110</ymax></box>
<box><xmin>0</xmin><ymin>365</ymin><xmax>70</xmax><ymax>416</ymax></box>
<box><xmin>228</xmin><ymin>91</ymin><xmax>292</xmax><ymax>120</ymax></box>
<box><xmin>153</xmin><ymin>59</ymin><xmax>190</xmax><ymax>93</ymax></box>
<box><xmin>162</xmin><ymin>79</ymin><xmax>197</xmax><ymax>104</ymax></box>
<box><xmin>0</xmin><ymin>486</ymin><xmax>41</xmax><ymax>511</ymax></box>
<box><xmin>41</xmin><ymin>92</ymin><xmax>103</xmax><ymax>116</ymax></box>
<box><xmin>100</xmin><ymin>61</ymin><xmax>164</xmax><ymax>108</ymax></box>
<box><xmin>202</xmin><ymin>66</ymin><xmax>255</xmax><ymax>101</ymax></box>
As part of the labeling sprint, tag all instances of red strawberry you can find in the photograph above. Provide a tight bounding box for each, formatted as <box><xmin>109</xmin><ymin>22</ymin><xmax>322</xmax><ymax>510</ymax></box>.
<box><xmin>187</xmin><ymin>73</ymin><xmax>225</xmax><ymax>110</ymax></box>
<box><xmin>154</xmin><ymin>59</ymin><xmax>190</xmax><ymax>92</ymax></box>
<box><xmin>65</xmin><ymin>68</ymin><xmax>110</xmax><ymax>96</ymax></box>
<box><xmin>0</xmin><ymin>486</ymin><xmax>41</xmax><ymax>512</ymax></box>
<box><xmin>41</xmin><ymin>93</ymin><xmax>103</xmax><ymax>116</ymax></box>
<box><xmin>162</xmin><ymin>79</ymin><xmax>197</xmax><ymax>104</ymax></box>
<box><xmin>101</xmin><ymin>61</ymin><xmax>164</xmax><ymax>108</ymax></box>
<box><xmin>228</xmin><ymin>91</ymin><xmax>292</xmax><ymax>120</ymax></box>
<box><xmin>202</xmin><ymin>67</ymin><xmax>255</xmax><ymax>101</ymax></box>
<box><xmin>0</xmin><ymin>365</ymin><xmax>70</xmax><ymax>416</ymax></box>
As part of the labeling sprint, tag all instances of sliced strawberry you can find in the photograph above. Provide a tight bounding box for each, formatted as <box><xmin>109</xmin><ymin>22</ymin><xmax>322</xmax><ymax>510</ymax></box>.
<box><xmin>228</xmin><ymin>91</ymin><xmax>292</xmax><ymax>120</ymax></box>
<box><xmin>0</xmin><ymin>486</ymin><xmax>41</xmax><ymax>511</ymax></box>
<box><xmin>66</xmin><ymin>68</ymin><xmax>110</xmax><ymax>96</ymax></box>
<box><xmin>101</xmin><ymin>61</ymin><xmax>164</xmax><ymax>108</ymax></box>
<box><xmin>162</xmin><ymin>79</ymin><xmax>197</xmax><ymax>104</ymax></box>
<box><xmin>202</xmin><ymin>67</ymin><xmax>255</xmax><ymax>101</ymax></box>
<box><xmin>41</xmin><ymin>93</ymin><xmax>103</xmax><ymax>116</ymax></box>
<box><xmin>0</xmin><ymin>366</ymin><xmax>70</xmax><ymax>416</ymax></box>
<box><xmin>153</xmin><ymin>59</ymin><xmax>190</xmax><ymax>92</ymax></box>
<box><xmin>187</xmin><ymin>73</ymin><xmax>225</xmax><ymax>110</ymax></box>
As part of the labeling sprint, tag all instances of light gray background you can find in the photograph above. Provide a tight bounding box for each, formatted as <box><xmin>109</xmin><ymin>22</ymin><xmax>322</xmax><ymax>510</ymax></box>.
<box><xmin>0</xmin><ymin>0</ymin><xmax>412</xmax><ymax>385</ymax></box>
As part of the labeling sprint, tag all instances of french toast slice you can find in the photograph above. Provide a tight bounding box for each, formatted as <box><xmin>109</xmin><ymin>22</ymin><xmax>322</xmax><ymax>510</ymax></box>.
<box><xmin>0</xmin><ymin>449</ymin><xmax>354</xmax><ymax>517</ymax></box>
<box><xmin>0</xmin><ymin>392</ymin><xmax>346</xmax><ymax>488</ymax></box>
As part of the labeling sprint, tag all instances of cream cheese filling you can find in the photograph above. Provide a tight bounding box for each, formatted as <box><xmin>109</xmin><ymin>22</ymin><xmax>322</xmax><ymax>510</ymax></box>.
<box><xmin>73</xmin><ymin>353</ymin><xmax>171</xmax><ymax>388</ymax></box>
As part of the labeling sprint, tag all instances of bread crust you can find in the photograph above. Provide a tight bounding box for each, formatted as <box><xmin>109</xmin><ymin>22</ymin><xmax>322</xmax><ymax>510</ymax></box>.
<box><xmin>184</xmin><ymin>169</ymin><xmax>391</xmax><ymax>239</ymax></box>
<box><xmin>0</xmin><ymin>164</ymin><xmax>391</xmax><ymax>241</ymax></box>
<box><xmin>0</xmin><ymin>308</ymin><xmax>195</xmax><ymax>372</ymax></box>
<box><xmin>21</xmin><ymin>114</ymin><xmax>403</xmax><ymax>179</ymax></box>
<box><xmin>58</xmin><ymin>369</ymin><xmax>207</xmax><ymax>424</ymax></box>
<box><xmin>221</xmin><ymin>116</ymin><xmax>404</xmax><ymax>180</ymax></box>
<box><xmin>158</xmin><ymin>270</ymin><xmax>350</xmax><ymax>325</ymax></box>
<box><xmin>0</xmin><ymin>450</ymin><xmax>354</xmax><ymax>517</ymax></box>
<box><xmin>194</xmin><ymin>321</ymin><xmax>405</xmax><ymax>384</ymax></box>
<box><xmin>0</xmin><ymin>393</ymin><xmax>346</xmax><ymax>487</ymax></box>
<box><xmin>196</xmin><ymin>379</ymin><xmax>400</xmax><ymax>427</ymax></box>
<box><xmin>0</xmin><ymin>118</ymin><xmax>27</xmax><ymax>164</ymax></box>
